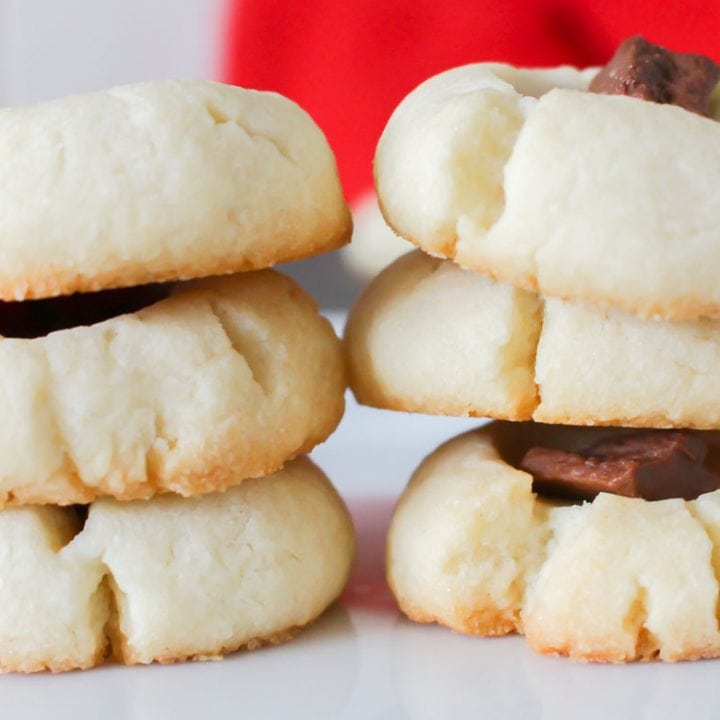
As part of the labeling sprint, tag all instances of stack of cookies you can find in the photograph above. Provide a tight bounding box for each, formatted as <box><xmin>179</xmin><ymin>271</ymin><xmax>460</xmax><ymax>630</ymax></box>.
<box><xmin>0</xmin><ymin>80</ymin><xmax>355</xmax><ymax>672</ymax></box>
<box><xmin>347</xmin><ymin>37</ymin><xmax>720</xmax><ymax>662</ymax></box>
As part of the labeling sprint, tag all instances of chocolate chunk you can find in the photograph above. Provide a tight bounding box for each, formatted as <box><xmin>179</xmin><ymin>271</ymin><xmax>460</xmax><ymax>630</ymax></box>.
<box><xmin>0</xmin><ymin>283</ymin><xmax>172</xmax><ymax>339</ymax></box>
<box><xmin>589</xmin><ymin>36</ymin><xmax>720</xmax><ymax>117</ymax></box>
<box><xmin>520</xmin><ymin>430</ymin><xmax>719</xmax><ymax>502</ymax></box>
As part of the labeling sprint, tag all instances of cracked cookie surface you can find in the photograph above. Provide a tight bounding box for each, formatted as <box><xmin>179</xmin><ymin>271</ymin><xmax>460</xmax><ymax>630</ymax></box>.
<box><xmin>0</xmin><ymin>269</ymin><xmax>345</xmax><ymax>506</ymax></box>
<box><xmin>0</xmin><ymin>79</ymin><xmax>351</xmax><ymax>301</ymax></box>
<box><xmin>0</xmin><ymin>456</ymin><xmax>354</xmax><ymax>672</ymax></box>
<box><xmin>376</xmin><ymin>62</ymin><xmax>720</xmax><ymax>320</ymax></box>
<box><xmin>388</xmin><ymin>423</ymin><xmax>720</xmax><ymax>662</ymax></box>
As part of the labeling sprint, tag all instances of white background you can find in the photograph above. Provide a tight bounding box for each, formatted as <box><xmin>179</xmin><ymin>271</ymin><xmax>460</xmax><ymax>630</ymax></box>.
<box><xmin>0</xmin><ymin>0</ymin><xmax>224</xmax><ymax>105</ymax></box>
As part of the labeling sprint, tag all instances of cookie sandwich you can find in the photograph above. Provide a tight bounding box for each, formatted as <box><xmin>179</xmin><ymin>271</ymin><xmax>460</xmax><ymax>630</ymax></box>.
<box><xmin>0</xmin><ymin>79</ymin><xmax>354</xmax><ymax>672</ymax></box>
<box><xmin>347</xmin><ymin>37</ymin><xmax>720</xmax><ymax>662</ymax></box>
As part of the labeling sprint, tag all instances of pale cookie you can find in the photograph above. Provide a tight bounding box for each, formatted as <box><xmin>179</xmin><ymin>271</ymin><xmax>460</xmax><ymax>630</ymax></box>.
<box><xmin>0</xmin><ymin>269</ymin><xmax>345</xmax><ymax>506</ymax></box>
<box><xmin>376</xmin><ymin>63</ymin><xmax>720</xmax><ymax>320</ymax></box>
<box><xmin>345</xmin><ymin>251</ymin><xmax>540</xmax><ymax>420</ymax></box>
<box><xmin>0</xmin><ymin>456</ymin><xmax>354</xmax><ymax>673</ymax></box>
<box><xmin>346</xmin><ymin>251</ymin><xmax>720</xmax><ymax>429</ymax></box>
<box><xmin>0</xmin><ymin>79</ymin><xmax>350</xmax><ymax>300</ymax></box>
<box><xmin>388</xmin><ymin>423</ymin><xmax>720</xmax><ymax>662</ymax></box>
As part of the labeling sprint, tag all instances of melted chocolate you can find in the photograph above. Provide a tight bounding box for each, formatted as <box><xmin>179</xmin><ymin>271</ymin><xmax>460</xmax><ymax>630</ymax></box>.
<box><xmin>520</xmin><ymin>430</ymin><xmax>719</xmax><ymax>502</ymax></box>
<box><xmin>589</xmin><ymin>36</ymin><xmax>720</xmax><ymax>117</ymax></box>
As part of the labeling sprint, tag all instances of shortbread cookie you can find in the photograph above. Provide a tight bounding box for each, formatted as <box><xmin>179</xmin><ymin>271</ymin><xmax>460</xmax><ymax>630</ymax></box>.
<box><xmin>376</xmin><ymin>61</ymin><xmax>720</xmax><ymax>319</ymax></box>
<box><xmin>0</xmin><ymin>456</ymin><xmax>354</xmax><ymax>672</ymax></box>
<box><xmin>345</xmin><ymin>251</ymin><xmax>540</xmax><ymax>420</ymax></box>
<box><xmin>388</xmin><ymin>423</ymin><xmax>720</xmax><ymax>662</ymax></box>
<box><xmin>0</xmin><ymin>506</ymin><xmax>109</xmax><ymax>672</ymax></box>
<box><xmin>0</xmin><ymin>79</ymin><xmax>350</xmax><ymax>301</ymax></box>
<box><xmin>0</xmin><ymin>269</ymin><xmax>345</xmax><ymax>507</ymax></box>
<box><xmin>346</xmin><ymin>251</ymin><xmax>720</xmax><ymax>428</ymax></box>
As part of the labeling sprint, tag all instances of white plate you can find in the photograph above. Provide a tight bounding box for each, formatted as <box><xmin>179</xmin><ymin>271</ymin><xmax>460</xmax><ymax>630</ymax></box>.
<box><xmin>2</xmin><ymin>358</ymin><xmax>719</xmax><ymax>719</ymax></box>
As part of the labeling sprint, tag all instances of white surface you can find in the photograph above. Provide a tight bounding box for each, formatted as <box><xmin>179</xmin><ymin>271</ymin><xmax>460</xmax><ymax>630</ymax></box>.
<box><xmin>5</xmin><ymin>604</ymin><xmax>720</xmax><ymax>719</ymax></box>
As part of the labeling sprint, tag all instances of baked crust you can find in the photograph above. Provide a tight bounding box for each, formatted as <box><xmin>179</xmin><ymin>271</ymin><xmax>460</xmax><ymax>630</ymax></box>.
<box><xmin>0</xmin><ymin>79</ymin><xmax>351</xmax><ymax>300</ymax></box>
<box><xmin>0</xmin><ymin>457</ymin><xmax>355</xmax><ymax>672</ymax></box>
<box><xmin>0</xmin><ymin>269</ymin><xmax>345</xmax><ymax>506</ymax></box>
<box><xmin>376</xmin><ymin>62</ymin><xmax>720</xmax><ymax>320</ymax></box>
<box><xmin>347</xmin><ymin>251</ymin><xmax>720</xmax><ymax>429</ymax></box>
<box><xmin>387</xmin><ymin>423</ymin><xmax>720</xmax><ymax>662</ymax></box>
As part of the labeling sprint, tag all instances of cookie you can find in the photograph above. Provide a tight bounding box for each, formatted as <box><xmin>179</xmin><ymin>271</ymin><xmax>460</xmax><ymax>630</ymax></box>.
<box><xmin>346</xmin><ymin>251</ymin><xmax>720</xmax><ymax>428</ymax></box>
<box><xmin>0</xmin><ymin>269</ymin><xmax>345</xmax><ymax>506</ymax></box>
<box><xmin>375</xmin><ymin>62</ymin><xmax>720</xmax><ymax>320</ymax></box>
<box><xmin>0</xmin><ymin>456</ymin><xmax>354</xmax><ymax>673</ymax></box>
<box><xmin>345</xmin><ymin>251</ymin><xmax>540</xmax><ymax>420</ymax></box>
<box><xmin>388</xmin><ymin>422</ymin><xmax>720</xmax><ymax>662</ymax></box>
<box><xmin>0</xmin><ymin>79</ymin><xmax>351</xmax><ymax>301</ymax></box>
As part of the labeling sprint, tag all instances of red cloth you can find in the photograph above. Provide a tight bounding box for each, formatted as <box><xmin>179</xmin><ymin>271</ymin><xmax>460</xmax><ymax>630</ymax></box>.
<box><xmin>222</xmin><ymin>1</ymin><xmax>720</xmax><ymax>203</ymax></box>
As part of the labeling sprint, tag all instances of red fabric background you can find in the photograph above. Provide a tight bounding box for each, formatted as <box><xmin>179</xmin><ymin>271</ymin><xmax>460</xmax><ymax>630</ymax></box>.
<box><xmin>222</xmin><ymin>1</ymin><xmax>720</xmax><ymax>203</ymax></box>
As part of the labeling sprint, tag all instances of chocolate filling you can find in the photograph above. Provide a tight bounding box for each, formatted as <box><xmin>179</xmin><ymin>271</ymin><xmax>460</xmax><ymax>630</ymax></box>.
<box><xmin>0</xmin><ymin>283</ymin><xmax>173</xmax><ymax>339</ymax></box>
<box><xmin>520</xmin><ymin>430</ymin><xmax>719</xmax><ymax>502</ymax></box>
<box><xmin>589</xmin><ymin>35</ymin><xmax>720</xmax><ymax>117</ymax></box>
